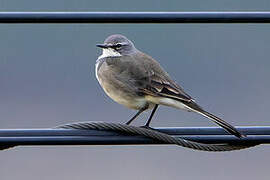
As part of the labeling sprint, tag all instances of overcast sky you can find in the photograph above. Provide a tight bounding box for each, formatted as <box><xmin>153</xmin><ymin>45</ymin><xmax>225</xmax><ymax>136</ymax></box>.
<box><xmin>1</xmin><ymin>1</ymin><xmax>270</xmax><ymax>180</ymax></box>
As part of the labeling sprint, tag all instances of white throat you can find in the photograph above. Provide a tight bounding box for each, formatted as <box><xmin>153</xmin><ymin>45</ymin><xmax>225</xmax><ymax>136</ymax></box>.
<box><xmin>98</xmin><ymin>48</ymin><xmax>122</xmax><ymax>60</ymax></box>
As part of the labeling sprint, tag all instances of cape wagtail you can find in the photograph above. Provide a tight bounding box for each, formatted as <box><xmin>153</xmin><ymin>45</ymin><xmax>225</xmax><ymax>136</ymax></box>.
<box><xmin>95</xmin><ymin>34</ymin><xmax>243</xmax><ymax>138</ymax></box>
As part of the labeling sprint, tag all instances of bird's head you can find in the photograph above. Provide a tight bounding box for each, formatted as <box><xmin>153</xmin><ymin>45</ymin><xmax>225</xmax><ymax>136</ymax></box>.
<box><xmin>97</xmin><ymin>34</ymin><xmax>137</xmax><ymax>58</ymax></box>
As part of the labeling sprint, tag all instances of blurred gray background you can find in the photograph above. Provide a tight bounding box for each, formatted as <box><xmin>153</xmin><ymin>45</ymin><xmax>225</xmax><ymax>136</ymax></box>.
<box><xmin>1</xmin><ymin>1</ymin><xmax>270</xmax><ymax>180</ymax></box>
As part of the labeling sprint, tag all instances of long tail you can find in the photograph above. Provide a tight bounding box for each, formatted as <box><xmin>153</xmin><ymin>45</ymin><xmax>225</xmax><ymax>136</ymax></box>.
<box><xmin>183</xmin><ymin>101</ymin><xmax>244</xmax><ymax>138</ymax></box>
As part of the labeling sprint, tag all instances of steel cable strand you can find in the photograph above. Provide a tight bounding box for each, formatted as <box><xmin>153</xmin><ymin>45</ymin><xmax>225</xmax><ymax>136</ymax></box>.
<box><xmin>56</xmin><ymin>121</ymin><xmax>258</xmax><ymax>152</ymax></box>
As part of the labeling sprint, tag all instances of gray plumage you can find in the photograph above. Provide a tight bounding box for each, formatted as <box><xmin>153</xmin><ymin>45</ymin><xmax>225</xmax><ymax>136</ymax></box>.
<box><xmin>96</xmin><ymin>34</ymin><xmax>244</xmax><ymax>138</ymax></box>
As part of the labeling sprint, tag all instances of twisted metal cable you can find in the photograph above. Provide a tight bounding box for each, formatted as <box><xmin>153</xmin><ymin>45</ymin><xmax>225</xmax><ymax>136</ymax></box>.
<box><xmin>56</xmin><ymin>121</ymin><xmax>258</xmax><ymax>152</ymax></box>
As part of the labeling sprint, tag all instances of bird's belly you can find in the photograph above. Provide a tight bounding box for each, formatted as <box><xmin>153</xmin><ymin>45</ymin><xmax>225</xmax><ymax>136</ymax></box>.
<box><xmin>97</xmin><ymin>75</ymin><xmax>148</xmax><ymax>110</ymax></box>
<box><xmin>103</xmin><ymin>85</ymin><xmax>147</xmax><ymax>110</ymax></box>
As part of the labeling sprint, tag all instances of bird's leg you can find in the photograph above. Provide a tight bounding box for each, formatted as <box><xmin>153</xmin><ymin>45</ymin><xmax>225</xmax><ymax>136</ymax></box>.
<box><xmin>125</xmin><ymin>106</ymin><xmax>148</xmax><ymax>125</ymax></box>
<box><xmin>144</xmin><ymin>104</ymin><xmax>159</xmax><ymax>127</ymax></box>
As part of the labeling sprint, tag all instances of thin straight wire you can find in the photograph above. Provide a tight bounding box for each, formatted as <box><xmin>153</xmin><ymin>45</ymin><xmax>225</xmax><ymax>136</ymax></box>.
<box><xmin>0</xmin><ymin>12</ymin><xmax>270</xmax><ymax>23</ymax></box>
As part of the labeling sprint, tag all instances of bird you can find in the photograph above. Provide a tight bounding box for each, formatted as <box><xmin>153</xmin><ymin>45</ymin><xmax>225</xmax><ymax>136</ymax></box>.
<box><xmin>95</xmin><ymin>34</ymin><xmax>244</xmax><ymax>138</ymax></box>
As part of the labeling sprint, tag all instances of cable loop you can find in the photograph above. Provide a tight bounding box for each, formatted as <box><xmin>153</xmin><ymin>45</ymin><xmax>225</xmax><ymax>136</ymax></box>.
<box><xmin>57</xmin><ymin>122</ymin><xmax>258</xmax><ymax>152</ymax></box>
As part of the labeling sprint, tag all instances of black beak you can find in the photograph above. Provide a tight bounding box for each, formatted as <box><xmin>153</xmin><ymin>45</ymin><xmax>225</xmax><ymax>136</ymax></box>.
<box><xmin>96</xmin><ymin>43</ymin><xmax>109</xmax><ymax>48</ymax></box>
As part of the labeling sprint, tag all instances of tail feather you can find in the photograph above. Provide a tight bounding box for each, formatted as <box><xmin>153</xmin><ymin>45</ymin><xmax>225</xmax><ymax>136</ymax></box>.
<box><xmin>149</xmin><ymin>94</ymin><xmax>244</xmax><ymax>138</ymax></box>
<box><xmin>183</xmin><ymin>101</ymin><xmax>244</xmax><ymax>138</ymax></box>
<box><xmin>196</xmin><ymin>110</ymin><xmax>244</xmax><ymax>138</ymax></box>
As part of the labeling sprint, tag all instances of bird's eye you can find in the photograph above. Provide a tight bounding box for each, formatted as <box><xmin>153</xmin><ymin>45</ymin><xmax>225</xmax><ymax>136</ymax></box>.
<box><xmin>114</xmin><ymin>43</ymin><xmax>122</xmax><ymax>49</ymax></box>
